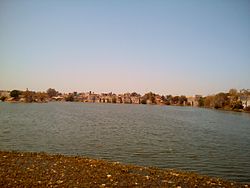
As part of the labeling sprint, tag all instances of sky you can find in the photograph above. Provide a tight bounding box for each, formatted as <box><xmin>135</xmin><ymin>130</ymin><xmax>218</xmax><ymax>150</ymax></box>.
<box><xmin>0</xmin><ymin>0</ymin><xmax>249</xmax><ymax>96</ymax></box>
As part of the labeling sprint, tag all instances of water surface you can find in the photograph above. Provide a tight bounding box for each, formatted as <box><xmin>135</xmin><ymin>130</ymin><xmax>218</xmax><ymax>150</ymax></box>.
<box><xmin>0</xmin><ymin>102</ymin><xmax>250</xmax><ymax>183</ymax></box>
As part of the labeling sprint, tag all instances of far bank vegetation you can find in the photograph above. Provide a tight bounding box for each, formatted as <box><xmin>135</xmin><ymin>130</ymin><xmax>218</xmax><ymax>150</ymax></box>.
<box><xmin>0</xmin><ymin>88</ymin><xmax>250</xmax><ymax>112</ymax></box>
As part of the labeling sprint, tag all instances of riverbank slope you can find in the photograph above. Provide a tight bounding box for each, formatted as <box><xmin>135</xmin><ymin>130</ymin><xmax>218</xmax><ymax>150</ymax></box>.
<box><xmin>0</xmin><ymin>151</ymin><xmax>249</xmax><ymax>187</ymax></box>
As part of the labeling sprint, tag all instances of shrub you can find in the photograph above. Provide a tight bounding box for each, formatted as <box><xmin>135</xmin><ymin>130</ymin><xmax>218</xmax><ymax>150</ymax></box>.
<box><xmin>244</xmin><ymin>106</ymin><xmax>250</xmax><ymax>112</ymax></box>
<box><xmin>65</xmin><ymin>95</ymin><xmax>74</xmax><ymax>102</ymax></box>
<box><xmin>10</xmin><ymin>90</ymin><xmax>21</xmax><ymax>99</ymax></box>
<box><xmin>140</xmin><ymin>99</ymin><xmax>146</xmax><ymax>104</ymax></box>
<box><xmin>0</xmin><ymin>96</ymin><xmax>7</xmax><ymax>101</ymax></box>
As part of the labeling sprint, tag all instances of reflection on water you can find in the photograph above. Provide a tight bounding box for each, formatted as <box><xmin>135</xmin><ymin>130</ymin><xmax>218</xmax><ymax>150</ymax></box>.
<box><xmin>0</xmin><ymin>102</ymin><xmax>250</xmax><ymax>183</ymax></box>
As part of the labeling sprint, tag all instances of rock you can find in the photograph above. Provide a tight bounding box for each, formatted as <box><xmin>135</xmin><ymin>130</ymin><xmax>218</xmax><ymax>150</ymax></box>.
<box><xmin>0</xmin><ymin>151</ymin><xmax>247</xmax><ymax>188</ymax></box>
<box><xmin>56</xmin><ymin>180</ymin><xmax>63</xmax><ymax>184</ymax></box>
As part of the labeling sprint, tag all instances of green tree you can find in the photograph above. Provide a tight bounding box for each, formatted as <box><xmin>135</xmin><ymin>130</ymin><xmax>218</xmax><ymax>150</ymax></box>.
<box><xmin>35</xmin><ymin>92</ymin><xmax>48</xmax><ymax>102</ymax></box>
<box><xmin>65</xmin><ymin>95</ymin><xmax>74</xmax><ymax>102</ymax></box>
<box><xmin>230</xmin><ymin>100</ymin><xmax>243</xmax><ymax>110</ymax></box>
<box><xmin>143</xmin><ymin>92</ymin><xmax>156</xmax><ymax>104</ymax></box>
<box><xmin>229</xmin><ymin>88</ymin><xmax>238</xmax><ymax>96</ymax></box>
<box><xmin>46</xmin><ymin>88</ymin><xmax>58</xmax><ymax>98</ymax></box>
<box><xmin>24</xmin><ymin>90</ymin><xmax>34</xmax><ymax>103</ymax></box>
<box><xmin>10</xmin><ymin>90</ymin><xmax>21</xmax><ymax>99</ymax></box>
<box><xmin>228</xmin><ymin>88</ymin><xmax>239</xmax><ymax>108</ymax></box>
<box><xmin>172</xmin><ymin>96</ymin><xmax>179</xmax><ymax>105</ymax></box>
<box><xmin>166</xmin><ymin>95</ymin><xmax>172</xmax><ymax>105</ymax></box>
<box><xmin>214</xmin><ymin>92</ymin><xmax>229</xmax><ymax>109</ymax></box>
<box><xmin>204</xmin><ymin>96</ymin><xmax>214</xmax><ymax>108</ymax></box>
<box><xmin>160</xmin><ymin>95</ymin><xmax>167</xmax><ymax>104</ymax></box>
<box><xmin>112</xmin><ymin>97</ymin><xmax>117</xmax><ymax>103</ymax></box>
<box><xmin>198</xmin><ymin>97</ymin><xmax>205</xmax><ymax>107</ymax></box>
<box><xmin>179</xmin><ymin>95</ymin><xmax>187</xmax><ymax>105</ymax></box>
<box><xmin>140</xmin><ymin>98</ymin><xmax>147</xmax><ymax>104</ymax></box>
<box><xmin>244</xmin><ymin>106</ymin><xmax>250</xmax><ymax>111</ymax></box>
<box><xmin>0</xmin><ymin>96</ymin><xmax>7</xmax><ymax>101</ymax></box>
<box><xmin>131</xmin><ymin>92</ymin><xmax>139</xmax><ymax>97</ymax></box>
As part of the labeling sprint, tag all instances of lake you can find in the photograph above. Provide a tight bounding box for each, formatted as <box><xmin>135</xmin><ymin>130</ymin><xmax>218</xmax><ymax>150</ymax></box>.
<box><xmin>0</xmin><ymin>102</ymin><xmax>250</xmax><ymax>183</ymax></box>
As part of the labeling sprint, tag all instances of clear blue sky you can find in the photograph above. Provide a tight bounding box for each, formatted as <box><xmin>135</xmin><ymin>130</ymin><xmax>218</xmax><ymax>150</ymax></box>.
<box><xmin>1</xmin><ymin>0</ymin><xmax>249</xmax><ymax>95</ymax></box>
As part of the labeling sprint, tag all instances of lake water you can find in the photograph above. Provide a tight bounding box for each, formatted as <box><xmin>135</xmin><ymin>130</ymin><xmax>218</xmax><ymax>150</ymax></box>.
<box><xmin>0</xmin><ymin>102</ymin><xmax>250</xmax><ymax>183</ymax></box>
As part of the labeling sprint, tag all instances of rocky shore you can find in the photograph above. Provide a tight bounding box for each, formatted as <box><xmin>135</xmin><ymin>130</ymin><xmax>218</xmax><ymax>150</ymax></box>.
<box><xmin>0</xmin><ymin>151</ymin><xmax>249</xmax><ymax>188</ymax></box>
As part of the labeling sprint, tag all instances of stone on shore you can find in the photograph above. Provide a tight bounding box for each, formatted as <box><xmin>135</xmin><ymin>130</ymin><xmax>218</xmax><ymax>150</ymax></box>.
<box><xmin>0</xmin><ymin>151</ymin><xmax>248</xmax><ymax>188</ymax></box>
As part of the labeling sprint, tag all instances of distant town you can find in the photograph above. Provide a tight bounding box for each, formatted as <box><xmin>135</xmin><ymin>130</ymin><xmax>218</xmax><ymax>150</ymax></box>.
<box><xmin>0</xmin><ymin>88</ymin><xmax>250</xmax><ymax>112</ymax></box>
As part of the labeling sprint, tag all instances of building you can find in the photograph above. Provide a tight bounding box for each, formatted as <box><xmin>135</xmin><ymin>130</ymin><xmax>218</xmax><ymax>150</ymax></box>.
<box><xmin>131</xmin><ymin>96</ymin><xmax>140</xmax><ymax>104</ymax></box>
<box><xmin>116</xmin><ymin>95</ymin><xmax>123</xmax><ymax>103</ymax></box>
<box><xmin>240</xmin><ymin>96</ymin><xmax>250</xmax><ymax>108</ymax></box>
<box><xmin>122</xmin><ymin>93</ymin><xmax>132</xmax><ymax>104</ymax></box>
<box><xmin>187</xmin><ymin>95</ymin><xmax>202</xmax><ymax>107</ymax></box>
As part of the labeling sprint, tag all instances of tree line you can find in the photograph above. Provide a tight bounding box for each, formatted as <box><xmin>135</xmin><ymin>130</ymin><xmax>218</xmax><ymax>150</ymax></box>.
<box><xmin>1</xmin><ymin>88</ymin><xmax>249</xmax><ymax>112</ymax></box>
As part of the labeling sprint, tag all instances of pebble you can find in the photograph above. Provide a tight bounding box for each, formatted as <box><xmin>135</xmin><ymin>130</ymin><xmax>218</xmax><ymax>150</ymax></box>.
<box><xmin>0</xmin><ymin>151</ymin><xmax>247</xmax><ymax>188</ymax></box>
<box><xmin>56</xmin><ymin>180</ymin><xmax>63</xmax><ymax>184</ymax></box>
<box><xmin>171</xmin><ymin>172</ymin><xmax>179</xmax><ymax>177</ymax></box>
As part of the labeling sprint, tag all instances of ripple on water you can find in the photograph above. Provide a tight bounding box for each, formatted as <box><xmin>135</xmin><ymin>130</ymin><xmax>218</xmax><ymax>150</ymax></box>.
<box><xmin>0</xmin><ymin>102</ymin><xmax>250</xmax><ymax>183</ymax></box>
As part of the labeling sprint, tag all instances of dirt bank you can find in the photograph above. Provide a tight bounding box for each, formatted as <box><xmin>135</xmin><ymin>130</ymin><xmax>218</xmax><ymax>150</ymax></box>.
<box><xmin>0</xmin><ymin>151</ymin><xmax>248</xmax><ymax>187</ymax></box>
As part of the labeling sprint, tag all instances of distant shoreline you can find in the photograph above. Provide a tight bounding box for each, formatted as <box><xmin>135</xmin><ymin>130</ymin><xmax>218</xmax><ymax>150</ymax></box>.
<box><xmin>0</xmin><ymin>150</ymin><xmax>248</xmax><ymax>187</ymax></box>
<box><xmin>2</xmin><ymin>100</ymin><xmax>250</xmax><ymax>114</ymax></box>
<box><xmin>1</xmin><ymin>88</ymin><xmax>250</xmax><ymax>113</ymax></box>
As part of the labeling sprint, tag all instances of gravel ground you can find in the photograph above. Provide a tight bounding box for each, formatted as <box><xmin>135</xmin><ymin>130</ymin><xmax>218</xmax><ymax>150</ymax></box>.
<box><xmin>0</xmin><ymin>151</ymin><xmax>249</xmax><ymax>188</ymax></box>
